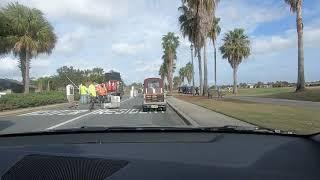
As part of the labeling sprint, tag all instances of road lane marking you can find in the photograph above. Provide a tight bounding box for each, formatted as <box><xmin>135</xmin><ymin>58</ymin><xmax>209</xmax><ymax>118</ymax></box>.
<box><xmin>19</xmin><ymin>110</ymin><xmax>88</xmax><ymax>116</ymax></box>
<box><xmin>46</xmin><ymin>110</ymin><xmax>97</xmax><ymax>130</ymax></box>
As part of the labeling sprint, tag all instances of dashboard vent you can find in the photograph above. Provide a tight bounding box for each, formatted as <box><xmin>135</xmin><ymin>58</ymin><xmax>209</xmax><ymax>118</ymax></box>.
<box><xmin>2</xmin><ymin>154</ymin><xmax>128</xmax><ymax>180</ymax></box>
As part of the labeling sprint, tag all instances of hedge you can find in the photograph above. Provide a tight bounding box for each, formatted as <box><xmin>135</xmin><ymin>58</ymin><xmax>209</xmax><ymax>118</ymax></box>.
<box><xmin>0</xmin><ymin>91</ymin><xmax>73</xmax><ymax>111</ymax></box>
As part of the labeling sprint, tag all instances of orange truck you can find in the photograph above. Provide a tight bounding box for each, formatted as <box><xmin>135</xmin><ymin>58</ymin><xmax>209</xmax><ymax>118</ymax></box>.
<box><xmin>142</xmin><ymin>78</ymin><xmax>166</xmax><ymax>112</ymax></box>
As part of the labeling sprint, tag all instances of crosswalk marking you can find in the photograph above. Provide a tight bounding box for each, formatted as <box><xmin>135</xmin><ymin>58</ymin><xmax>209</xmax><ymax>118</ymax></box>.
<box><xmin>19</xmin><ymin>110</ymin><xmax>88</xmax><ymax>116</ymax></box>
<box><xmin>20</xmin><ymin>109</ymin><xmax>166</xmax><ymax>116</ymax></box>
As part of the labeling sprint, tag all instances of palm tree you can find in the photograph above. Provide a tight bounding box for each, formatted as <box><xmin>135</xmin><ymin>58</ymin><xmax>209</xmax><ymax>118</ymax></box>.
<box><xmin>173</xmin><ymin>76</ymin><xmax>182</xmax><ymax>90</ymax></box>
<box><xmin>219</xmin><ymin>28</ymin><xmax>251</xmax><ymax>95</ymax></box>
<box><xmin>180</xmin><ymin>0</ymin><xmax>219</xmax><ymax>96</ymax></box>
<box><xmin>184</xmin><ymin>62</ymin><xmax>193</xmax><ymax>85</ymax></box>
<box><xmin>0</xmin><ymin>3</ymin><xmax>57</xmax><ymax>94</ymax></box>
<box><xmin>162</xmin><ymin>32</ymin><xmax>179</xmax><ymax>95</ymax></box>
<box><xmin>179</xmin><ymin>67</ymin><xmax>186</xmax><ymax>84</ymax></box>
<box><xmin>159</xmin><ymin>63</ymin><xmax>167</xmax><ymax>81</ymax></box>
<box><xmin>178</xmin><ymin>3</ymin><xmax>203</xmax><ymax>94</ymax></box>
<box><xmin>208</xmin><ymin>17</ymin><xmax>221</xmax><ymax>89</ymax></box>
<box><xmin>284</xmin><ymin>0</ymin><xmax>305</xmax><ymax>92</ymax></box>
<box><xmin>159</xmin><ymin>62</ymin><xmax>168</xmax><ymax>89</ymax></box>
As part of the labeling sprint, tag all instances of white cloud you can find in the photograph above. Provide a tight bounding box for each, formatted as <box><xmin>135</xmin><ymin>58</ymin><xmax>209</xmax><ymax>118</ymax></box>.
<box><xmin>135</xmin><ymin>59</ymin><xmax>162</xmax><ymax>73</ymax></box>
<box><xmin>252</xmin><ymin>24</ymin><xmax>320</xmax><ymax>55</ymax></box>
<box><xmin>217</xmin><ymin>1</ymin><xmax>286</xmax><ymax>33</ymax></box>
<box><xmin>111</xmin><ymin>42</ymin><xmax>145</xmax><ymax>55</ymax></box>
<box><xmin>55</xmin><ymin>27</ymin><xmax>88</xmax><ymax>55</ymax></box>
<box><xmin>32</xmin><ymin>59</ymin><xmax>51</xmax><ymax>68</ymax></box>
<box><xmin>0</xmin><ymin>57</ymin><xmax>21</xmax><ymax>80</ymax></box>
<box><xmin>7</xmin><ymin>0</ymin><xmax>129</xmax><ymax>26</ymax></box>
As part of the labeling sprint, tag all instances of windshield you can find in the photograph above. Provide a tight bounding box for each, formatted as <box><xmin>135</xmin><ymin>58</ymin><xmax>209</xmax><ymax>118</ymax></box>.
<box><xmin>148</xmin><ymin>81</ymin><xmax>160</xmax><ymax>89</ymax></box>
<box><xmin>0</xmin><ymin>0</ymin><xmax>319</xmax><ymax>136</ymax></box>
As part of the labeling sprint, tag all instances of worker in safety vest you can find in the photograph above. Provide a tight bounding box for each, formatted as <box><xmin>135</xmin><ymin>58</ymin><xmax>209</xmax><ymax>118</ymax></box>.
<box><xmin>79</xmin><ymin>83</ymin><xmax>88</xmax><ymax>104</ymax></box>
<box><xmin>96</xmin><ymin>83</ymin><xmax>107</xmax><ymax>107</ymax></box>
<box><xmin>88</xmin><ymin>82</ymin><xmax>97</xmax><ymax>102</ymax></box>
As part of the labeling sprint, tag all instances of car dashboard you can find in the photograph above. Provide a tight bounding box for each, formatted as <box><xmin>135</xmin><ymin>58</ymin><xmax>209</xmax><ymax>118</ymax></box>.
<box><xmin>0</xmin><ymin>132</ymin><xmax>319</xmax><ymax>180</ymax></box>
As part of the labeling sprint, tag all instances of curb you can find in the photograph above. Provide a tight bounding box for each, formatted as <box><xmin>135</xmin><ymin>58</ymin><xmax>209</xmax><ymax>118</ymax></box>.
<box><xmin>167</xmin><ymin>99</ymin><xmax>200</xmax><ymax>127</ymax></box>
<box><xmin>0</xmin><ymin>103</ymin><xmax>69</xmax><ymax>117</ymax></box>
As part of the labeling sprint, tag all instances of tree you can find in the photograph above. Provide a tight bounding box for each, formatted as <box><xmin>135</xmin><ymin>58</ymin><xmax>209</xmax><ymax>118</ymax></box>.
<box><xmin>284</xmin><ymin>0</ymin><xmax>305</xmax><ymax>92</ymax></box>
<box><xmin>179</xmin><ymin>67</ymin><xmax>186</xmax><ymax>84</ymax></box>
<box><xmin>173</xmin><ymin>76</ymin><xmax>182</xmax><ymax>90</ymax></box>
<box><xmin>180</xmin><ymin>0</ymin><xmax>219</xmax><ymax>96</ymax></box>
<box><xmin>162</xmin><ymin>32</ymin><xmax>180</xmax><ymax>95</ymax></box>
<box><xmin>184</xmin><ymin>62</ymin><xmax>193</xmax><ymax>85</ymax></box>
<box><xmin>208</xmin><ymin>17</ymin><xmax>221</xmax><ymax>89</ymax></box>
<box><xmin>0</xmin><ymin>3</ymin><xmax>57</xmax><ymax>94</ymax></box>
<box><xmin>178</xmin><ymin>3</ymin><xmax>202</xmax><ymax>93</ymax></box>
<box><xmin>219</xmin><ymin>28</ymin><xmax>251</xmax><ymax>95</ymax></box>
<box><xmin>159</xmin><ymin>63</ymin><xmax>167</xmax><ymax>81</ymax></box>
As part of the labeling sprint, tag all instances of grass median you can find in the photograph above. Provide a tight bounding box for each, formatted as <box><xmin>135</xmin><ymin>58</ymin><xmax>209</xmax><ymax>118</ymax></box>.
<box><xmin>176</xmin><ymin>95</ymin><xmax>320</xmax><ymax>135</ymax></box>
<box><xmin>225</xmin><ymin>87</ymin><xmax>320</xmax><ymax>102</ymax></box>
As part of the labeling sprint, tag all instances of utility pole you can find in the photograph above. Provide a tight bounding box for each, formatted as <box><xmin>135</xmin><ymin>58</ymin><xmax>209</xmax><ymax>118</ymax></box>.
<box><xmin>190</xmin><ymin>44</ymin><xmax>195</xmax><ymax>95</ymax></box>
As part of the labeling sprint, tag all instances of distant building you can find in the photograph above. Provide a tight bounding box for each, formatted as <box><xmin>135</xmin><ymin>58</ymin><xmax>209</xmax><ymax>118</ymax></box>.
<box><xmin>306</xmin><ymin>81</ymin><xmax>320</xmax><ymax>87</ymax></box>
<box><xmin>247</xmin><ymin>83</ymin><xmax>254</xmax><ymax>88</ymax></box>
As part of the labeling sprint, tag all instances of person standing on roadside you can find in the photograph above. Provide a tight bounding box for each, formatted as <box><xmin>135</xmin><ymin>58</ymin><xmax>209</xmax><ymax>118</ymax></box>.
<box><xmin>97</xmin><ymin>83</ymin><xmax>107</xmax><ymax>107</ymax></box>
<box><xmin>88</xmin><ymin>81</ymin><xmax>97</xmax><ymax>110</ymax></box>
<box><xmin>79</xmin><ymin>83</ymin><xmax>88</xmax><ymax>104</ymax></box>
<box><xmin>66</xmin><ymin>84</ymin><xmax>75</xmax><ymax>108</ymax></box>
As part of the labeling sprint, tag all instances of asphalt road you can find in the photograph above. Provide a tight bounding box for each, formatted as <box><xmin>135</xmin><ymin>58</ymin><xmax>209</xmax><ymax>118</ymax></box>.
<box><xmin>0</xmin><ymin>95</ymin><xmax>187</xmax><ymax>135</ymax></box>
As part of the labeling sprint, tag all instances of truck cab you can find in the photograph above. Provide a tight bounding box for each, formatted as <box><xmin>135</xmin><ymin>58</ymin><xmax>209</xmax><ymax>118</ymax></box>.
<box><xmin>142</xmin><ymin>78</ymin><xmax>166</xmax><ymax>112</ymax></box>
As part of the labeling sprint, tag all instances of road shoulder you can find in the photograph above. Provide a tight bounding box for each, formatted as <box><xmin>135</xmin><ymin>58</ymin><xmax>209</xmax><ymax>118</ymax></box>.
<box><xmin>167</xmin><ymin>96</ymin><xmax>255</xmax><ymax>128</ymax></box>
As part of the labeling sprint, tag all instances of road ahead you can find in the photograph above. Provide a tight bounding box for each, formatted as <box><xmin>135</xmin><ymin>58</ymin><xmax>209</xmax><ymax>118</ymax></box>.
<box><xmin>0</xmin><ymin>95</ymin><xmax>187</xmax><ymax>135</ymax></box>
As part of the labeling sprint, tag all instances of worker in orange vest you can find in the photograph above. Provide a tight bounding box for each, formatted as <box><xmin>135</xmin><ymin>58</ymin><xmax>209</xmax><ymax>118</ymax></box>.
<box><xmin>96</xmin><ymin>83</ymin><xmax>107</xmax><ymax>107</ymax></box>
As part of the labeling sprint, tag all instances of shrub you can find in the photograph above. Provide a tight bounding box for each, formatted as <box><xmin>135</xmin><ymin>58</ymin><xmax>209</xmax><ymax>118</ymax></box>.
<box><xmin>0</xmin><ymin>91</ymin><xmax>68</xmax><ymax>111</ymax></box>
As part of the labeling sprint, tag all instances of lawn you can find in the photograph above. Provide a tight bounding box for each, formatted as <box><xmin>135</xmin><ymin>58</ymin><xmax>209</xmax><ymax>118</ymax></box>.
<box><xmin>225</xmin><ymin>87</ymin><xmax>320</xmax><ymax>102</ymax></box>
<box><xmin>263</xmin><ymin>87</ymin><xmax>320</xmax><ymax>102</ymax></box>
<box><xmin>176</xmin><ymin>95</ymin><xmax>320</xmax><ymax>135</ymax></box>
<box><xmin>231</xmin><ymin>87</ymin><xmax>294</xmax><ymax>96</ymax></box>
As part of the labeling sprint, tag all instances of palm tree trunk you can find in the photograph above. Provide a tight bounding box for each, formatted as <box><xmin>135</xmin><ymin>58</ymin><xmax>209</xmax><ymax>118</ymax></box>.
<box><xmin>197</xmin><ymin>49</ymin><xmax>203</xmax><ymax>95</ymax></box>
<box><xmin>191</xmin><ymin>46</ymin><xmax>195</xmax><ymax>95</ymax></box>
<box><xmin>214</xmin><ymin>42</ymin><xmax>217</xmax><ymax>90</ymax></box>
<box><xmin>296</xmin><ymin>0</ymin><xmax>305</xmax><ymax>92</ymax></box>
<box><xmin>24</xmin><ymin>52</ymin><xmax>30</xmax><ymax>94</ymax></box>
<box><xmin>233</xmin><ymin>66</ymin><xmax>238</xmax><ymax>95</ymax></box>
<box><xmin>203</xmin><ymin>40</ymin><xmax>208</xmax><ymax>96</ymax></box>
<box><xmin>47</xmin><ymin>80</ymin><xmax>50</xmax><ymax>91</ymax></box>
<box><xmin>19</xmin><ymin>49</ymin><xmax>27</xmax><ymax>87</ymax></box>
<box><xmin>168</xmin><ymin>52</ymin><xmax>173</xmax><ymax>95</ymax></box>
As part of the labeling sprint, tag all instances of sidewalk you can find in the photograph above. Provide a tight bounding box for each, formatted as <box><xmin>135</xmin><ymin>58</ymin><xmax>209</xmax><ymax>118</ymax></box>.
<box><xmin>227</xmin><ymin>96</ymin><xmax>320</xmax><ymax>109</ymax></box>
<box><xmin>167</xmin><ymin>96</ymin><xmax>255</xmax><ymax>127</ymax></box>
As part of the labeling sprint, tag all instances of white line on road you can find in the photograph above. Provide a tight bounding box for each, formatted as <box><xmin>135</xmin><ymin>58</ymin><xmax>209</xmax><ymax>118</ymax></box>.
<box><xmin>45</xmin><ymin>97</ymin><xmax>134</xmax><ymax>130</ymax></box>
<box><xmin>46</xmin><ymin>110</ymin><xmax>97</xmax><ymax>130</ymax></box>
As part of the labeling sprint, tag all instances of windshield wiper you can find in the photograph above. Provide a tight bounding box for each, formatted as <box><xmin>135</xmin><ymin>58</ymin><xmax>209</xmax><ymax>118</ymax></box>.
<box><xmin>0</xmin><ymin>126</ymin><xmax>295</xmax><ymax>137</ymax></box>
<box><xmin>45</xmin><ymin>126</ymin><xmax>295</xmax><ymax>135</ymax></box>
<box><xmin>205</xmin><ymin>125</ymin><xmax>295</xmax><ymax>135</ymax></box>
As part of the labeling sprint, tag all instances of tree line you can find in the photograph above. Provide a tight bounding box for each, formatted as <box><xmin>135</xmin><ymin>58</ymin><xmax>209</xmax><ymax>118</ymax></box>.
<box><xmin>34</xmin><ymin>66</ymin><xmax>106</xmax><ymax>92</ymax></box>
<box><xmin>160</xmin><ymin>0</ymin><xmax>306</xmax><ymax>96</ymax></box>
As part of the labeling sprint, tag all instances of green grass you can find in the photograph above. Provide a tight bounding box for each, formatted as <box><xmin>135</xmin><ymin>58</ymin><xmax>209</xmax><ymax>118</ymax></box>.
<box><xmin>224</xmin><ymin>87</ymin><xmax>320</xmax><ymax>102</ymax></box>
<box><xmin>226</xmin><ymin>87</ymin><xmax>294</xmax><ymax>96</ymax></box>
<box><xmin>177</xmin><ymin>95</ymin><xmax>320</xmax><ymax>135</ymax></box>
<box><xmin>263</xmin><ymin>87</ymin><xmax>320</xmax><ymax>102</ymax></box>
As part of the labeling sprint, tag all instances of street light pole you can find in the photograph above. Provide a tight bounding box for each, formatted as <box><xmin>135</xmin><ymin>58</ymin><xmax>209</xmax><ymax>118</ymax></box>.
<box><xmin>190</xmin><ymin>44</ymin><xmax>195</xmax><ymax>95</ymax></box>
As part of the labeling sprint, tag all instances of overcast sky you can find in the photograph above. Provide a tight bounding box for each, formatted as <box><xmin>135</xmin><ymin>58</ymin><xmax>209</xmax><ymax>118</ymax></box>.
<box><xmin>0</xmin><ymin>0</ymin><xmax>319</xmax><ymax>85</ymax></box>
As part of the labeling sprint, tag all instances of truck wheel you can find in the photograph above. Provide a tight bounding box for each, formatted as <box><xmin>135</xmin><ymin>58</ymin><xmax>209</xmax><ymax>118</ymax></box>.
<box><xmin>142</xmin><ymin>106</ymin><xmax>147</xmax><ymax>112</ymax></box>
<box><xmin>162</xmin><ymin>107</ymin><xmax>166</xmax><ymax>111</ymax></box>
